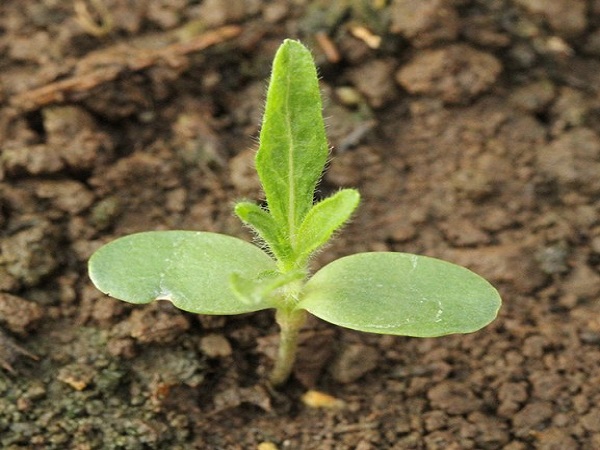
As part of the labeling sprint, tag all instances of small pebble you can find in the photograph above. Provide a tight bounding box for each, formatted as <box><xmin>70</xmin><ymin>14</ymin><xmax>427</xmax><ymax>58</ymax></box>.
<box><xmin>200</xmin><ymin>334</ymin><xmax>232</xmax><ymax>358</ymax></box>
<box><xmin>335</xmin><ymin>86</ymin><xmax>363</xmax><ymax>107</ymax></box>
<box><xmin>301</xmin><ymin>390</ymin><xmax>345</xmax><ymax>409</ymax></box>
<box><xmin>257</xmin><ymin>442</ymin><xmax>278</xmax><ymax>450</ymax></box>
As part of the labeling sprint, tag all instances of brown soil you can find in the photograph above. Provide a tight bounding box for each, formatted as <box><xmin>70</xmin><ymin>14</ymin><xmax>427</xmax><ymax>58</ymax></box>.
<box><xmin>1</xmin><ymin>1</ymin><xmax>600</xmax><ymax>449</ymax></box>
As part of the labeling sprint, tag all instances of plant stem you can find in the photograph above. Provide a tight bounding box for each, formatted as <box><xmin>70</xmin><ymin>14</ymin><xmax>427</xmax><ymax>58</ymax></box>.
<box><xmin>270</xmin><ymin>307</ymin><xmax>307</xmax><ymax>386</ymax></box>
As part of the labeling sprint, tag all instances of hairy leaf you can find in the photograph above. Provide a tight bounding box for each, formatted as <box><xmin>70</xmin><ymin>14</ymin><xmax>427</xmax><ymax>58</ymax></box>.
<box><xmin>298</xmin><ymin>252</ymin><xmax>501</xmax><ymax>337</ymax></box>
<box><xmin>234</xmin><ymin>201</ymin><xmax>291</xmax><ymax>261</ymax></box>
<box><xmin>89</xmin><ymin>231</ymin><xmax>277</xmax><ymax>314</ymax></box>
<box><xmin>295</xmin><ymin>189</ymin><xmax>360</xmax><ymax>261</ymax></box>
<box><xmin>255</xmin><ymin>39</ymin><xmax>328</xmax><ymax>244</ymax></box>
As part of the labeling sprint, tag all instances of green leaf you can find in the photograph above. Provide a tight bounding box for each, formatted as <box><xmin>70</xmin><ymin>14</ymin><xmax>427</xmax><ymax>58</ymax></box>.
<box><xmin>298</xmin><ymin>252</ymin><xmax>501</xmax><ymax>337</ymax></box>
<box><xmin>255</xmin><ymin>39</ymin><xmax>328</xmax><ymax>243</ymax></box>
<box><xmin>295</xmin><ymin>189</ymin><xmax>360</xmax><ymax>260</ymax></box>
<box><xmin>234</xmin><ymin>201</ymin><xmax>291</xmax><ymax>262</ymax></box>
<box><xmin>230</xmin><ymin>269</ymin><xmax>305</xmax><ymax>305</ymax></box>
<box><xmin>88</xmin><ymin>231</ymin><xmax>277</xmax><ymax>314</ymax></box>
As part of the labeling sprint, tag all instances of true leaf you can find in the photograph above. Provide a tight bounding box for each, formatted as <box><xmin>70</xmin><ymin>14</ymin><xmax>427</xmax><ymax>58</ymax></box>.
<box><xmin>255</xmin><ymin>39</ymin><xmax>329</xmax><ymax>243</ymax></box>
<box><xmin>295</xmin><ymin>189</ymin><xmax>360</xmax><ymax>261</ymax></box>
<box><xmin>298</xmin><ymin>252</ymin><xmax>501</xmax><ymax>337</ymax></box>
<box><xmin>88</xmin><ymin>231</ymin><xmax>277</xmax><ymax>314</ymax></box>
<box><xmin>234</xmin><ymin>201</ymin><xmax>291</xmax><ymax>261</ymax></box>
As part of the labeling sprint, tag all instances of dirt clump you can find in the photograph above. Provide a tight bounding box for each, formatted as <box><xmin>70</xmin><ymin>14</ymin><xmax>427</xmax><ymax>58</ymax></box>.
<box><xmin>396</xmin><ymin>44</ymin><xmax>502</xmax><ymax>104</ymax></box>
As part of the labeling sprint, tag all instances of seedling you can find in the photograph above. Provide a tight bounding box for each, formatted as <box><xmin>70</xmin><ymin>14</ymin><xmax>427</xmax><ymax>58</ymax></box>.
<box><xmin>89</xmin><ymin>40</ymin><xmax>501</xmax><ymax>386</ymax></box>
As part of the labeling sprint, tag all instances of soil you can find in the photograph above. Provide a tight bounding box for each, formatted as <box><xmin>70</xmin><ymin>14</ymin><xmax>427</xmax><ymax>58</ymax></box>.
<box><xmin>1</xmin><ymin>1</ymin><xmax>600</xmax><ymax>449</ymax></box>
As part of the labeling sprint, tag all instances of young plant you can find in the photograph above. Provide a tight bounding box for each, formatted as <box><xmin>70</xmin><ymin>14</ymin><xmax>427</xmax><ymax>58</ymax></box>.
<box><xmin>88</xmin><ymin>40</ymin><xmax>501</xmax><ymax>386</ymax></box>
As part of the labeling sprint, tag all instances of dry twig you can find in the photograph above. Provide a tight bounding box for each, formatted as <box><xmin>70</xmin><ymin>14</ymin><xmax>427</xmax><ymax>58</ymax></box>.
<box><xmin>8</xmin><ymin>25</ymin><xmax>241</xmax><ymax>113</ymax></box>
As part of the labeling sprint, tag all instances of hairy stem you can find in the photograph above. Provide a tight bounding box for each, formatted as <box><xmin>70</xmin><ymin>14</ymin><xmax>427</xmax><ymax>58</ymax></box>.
<box><xmin>270</xmin><ymin>307</ymin><xmax>307</xmax><ymax>386</ymax></box>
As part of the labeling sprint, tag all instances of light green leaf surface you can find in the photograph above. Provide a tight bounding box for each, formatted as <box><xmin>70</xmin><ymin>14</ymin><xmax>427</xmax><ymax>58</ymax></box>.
<box><xmin>234</xmin><ymin>201</ymin><xmax>291</xmax><ymax>261</ymax></box>
<box><xmin>295</xmin><ymin>189</ymin><xmax>360</xmax><ymax>260</ymax></box>
<box><xmin>299</xmin><ymin>252</ymin><xmax>501</xmax><ymax>337</ymax></box>
<box><xmin>230</xmin><ymin>269</ymin><xmax>305</xmax><ymax>305</ymax></box>
<box><xmin>88</xmin><ymin>231</ymin><xmax>277</xmax><ymax>314</ymax></box>
<box><xmin>255</xmin><ymin>39</ymin><xmax>328</xmax><ymax>242</ymax></box>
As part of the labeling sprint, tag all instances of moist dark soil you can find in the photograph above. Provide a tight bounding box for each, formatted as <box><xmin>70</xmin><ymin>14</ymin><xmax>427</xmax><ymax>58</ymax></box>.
<box><xmin>1</xmin><ymin>1</ymin><xmax>600</xmax><ymax>449</ymax></box>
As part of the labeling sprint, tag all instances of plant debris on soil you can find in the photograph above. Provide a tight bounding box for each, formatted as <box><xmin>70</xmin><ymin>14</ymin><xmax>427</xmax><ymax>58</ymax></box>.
<box><xmin>1</xmin><ymin>1</ymin><xmax>600</xmax><ymax>449</ymax></box>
